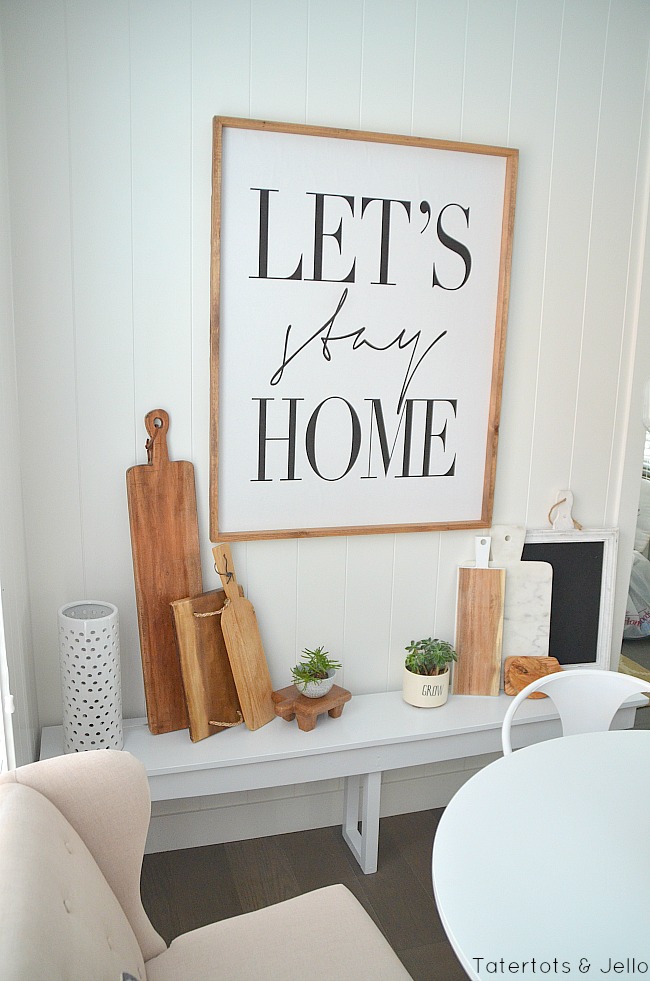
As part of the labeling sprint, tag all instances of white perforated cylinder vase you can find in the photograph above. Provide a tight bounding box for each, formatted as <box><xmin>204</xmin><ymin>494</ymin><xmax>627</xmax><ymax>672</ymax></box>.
<box><xmin>58</xmin><ymin>601</ymin><xmax>123</xmax><ymax>752</ymax></box>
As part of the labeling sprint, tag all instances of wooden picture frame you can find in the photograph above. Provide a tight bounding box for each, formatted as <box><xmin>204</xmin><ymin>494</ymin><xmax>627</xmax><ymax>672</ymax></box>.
<box><xmin>210</xmin><ymin>117</ymin><xmax>518</xmax><ymax>541</ymax></box>
<box><xmin>522</xmin><ymin>528</ymin><xmax>619</xmax><ymax>670</ymax></box>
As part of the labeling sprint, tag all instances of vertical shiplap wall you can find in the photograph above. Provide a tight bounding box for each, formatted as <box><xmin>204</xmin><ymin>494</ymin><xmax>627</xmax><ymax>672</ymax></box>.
<box><xmin>0</xmin><ymin>14</ymin><xmax>39</xmax><ymax>765</ymax></box>
<box><xmin>1</xmin><ymin>0</ymin><xmax>649</xmax><ymax>730</ymax></box>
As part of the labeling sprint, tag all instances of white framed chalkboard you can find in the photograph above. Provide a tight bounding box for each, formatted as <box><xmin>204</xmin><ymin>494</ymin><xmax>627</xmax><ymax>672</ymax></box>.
<box><xmin>523</xmin><ymin>528</ymin><xmax>619</xmax><ymax>670</ymax></box>
<box><xmin>210</xmin><ymin>117</ymin><xmax>518</xmax><ymax>541</ymax></box>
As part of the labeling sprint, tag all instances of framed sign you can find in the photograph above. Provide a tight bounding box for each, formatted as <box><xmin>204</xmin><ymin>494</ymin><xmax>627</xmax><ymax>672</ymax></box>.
<box><xmin>210</xmin><ymin>117</ymin><xmax>518</xmax><ymax>541</ymax></box>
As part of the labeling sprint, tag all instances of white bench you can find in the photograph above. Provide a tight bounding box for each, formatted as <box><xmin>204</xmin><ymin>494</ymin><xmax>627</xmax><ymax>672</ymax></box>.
<box><xmin>40</xmin><ymin>689</ymin><xmax>646</xmax><ymax>874</ymax></box>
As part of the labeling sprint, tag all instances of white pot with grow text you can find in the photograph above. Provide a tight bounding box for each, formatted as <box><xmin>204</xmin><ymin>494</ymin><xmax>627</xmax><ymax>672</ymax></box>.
<box><xmin>402</xmin><ymin>665</ymin><xmax>450</xmax><ymax>708</ymax></box>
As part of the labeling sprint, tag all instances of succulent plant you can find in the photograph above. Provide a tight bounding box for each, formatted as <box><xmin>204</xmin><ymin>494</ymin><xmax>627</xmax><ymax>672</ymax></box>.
<box><xmin>404</xmin><ymin>638</ymin><xmax>457</xmax><ymax>677</ymax></box>
<box><xmin>290</xmin><ymin>646</ymin><xmax>342</xmax><ymax>685</ymax></box>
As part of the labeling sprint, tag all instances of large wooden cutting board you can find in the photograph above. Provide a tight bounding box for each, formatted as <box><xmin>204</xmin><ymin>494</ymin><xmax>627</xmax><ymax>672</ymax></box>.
<box><xmin>454</xmin><ymin>537</ymin><xmax>505</xmax><ymax>696</ymax></box>
<box><xmin>126</xmin><ymin>410</ymin><xmax>202</xmax><ymax>734</ymax></box>
<box><xmin>212</xmin><ymin>543</ymin><xmax>275</xmax><ymax>731</ymax></box>
<box><xmin>171</xmin><ymin>589</ymin><xmax>242</xmax><ymax>742</ymax></box>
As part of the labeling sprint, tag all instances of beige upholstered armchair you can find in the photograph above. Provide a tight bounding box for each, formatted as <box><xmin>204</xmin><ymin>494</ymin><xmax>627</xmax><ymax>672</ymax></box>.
<box><xmin>0</xmin><ymin>749</ymin><xmax>411</xmax><ymax>980</ymax></box>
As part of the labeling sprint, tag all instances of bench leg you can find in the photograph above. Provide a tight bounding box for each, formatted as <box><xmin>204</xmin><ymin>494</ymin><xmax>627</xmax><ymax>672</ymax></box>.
<box><xmin>342</xmin><ymin>771</ymin><xmax>381</xmax><ymax>874</ymax></box>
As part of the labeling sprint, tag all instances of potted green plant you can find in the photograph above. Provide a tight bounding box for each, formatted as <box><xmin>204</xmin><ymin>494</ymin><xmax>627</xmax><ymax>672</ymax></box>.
<box><xmin>402</xmin><ymin>637</ymin><xmax>457</xmax><ymax>707</ymax></box>
<box><xmin>291</xmin><ymin>646</ymin><xmax>342</xmax><ymax>698</ymax></box>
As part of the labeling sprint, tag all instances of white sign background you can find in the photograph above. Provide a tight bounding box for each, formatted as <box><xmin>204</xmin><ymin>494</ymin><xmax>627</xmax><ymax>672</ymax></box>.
<box><xmin>211</xmin><ymin>120</ymin><xmax>516</xmax><ymax>540</ymax></box>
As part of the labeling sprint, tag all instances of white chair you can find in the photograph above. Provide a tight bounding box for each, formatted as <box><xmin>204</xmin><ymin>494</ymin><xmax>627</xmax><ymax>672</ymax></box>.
<box><xmin>501</xmin><ymin>668</ymin><xmax>649</xmax><ymax>755</ymax></box>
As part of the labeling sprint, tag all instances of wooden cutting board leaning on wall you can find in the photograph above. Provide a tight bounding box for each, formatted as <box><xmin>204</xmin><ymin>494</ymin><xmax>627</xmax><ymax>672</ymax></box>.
<box><xmin>212</xmin><ymin>543</ymin><xmax>275</xmax><ymax>731</ymax></box>
<box><xmin>126</xmin><ymin>409</ymin><xmax>202</xmax><ymax>734</ymax></box>
<box><xmin>454</xmin><ymin>536</ymin><xmax>505</xmax><ymax>696</ymax></box>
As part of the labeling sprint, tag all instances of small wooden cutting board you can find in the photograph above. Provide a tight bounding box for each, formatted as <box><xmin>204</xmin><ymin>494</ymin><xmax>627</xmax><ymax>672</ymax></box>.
<box><xmin>212</xmin><ymin>543</ymin><xmax>275</xmax><ymax>731</ymax></box>
<box><xmin>454</xmin><ymin>537</ymin><xmax>505</xmax><ymax>696</ymax></box>
<box><xmin>504</xmin><ymin>655</ymin><xmax>562</xmax><ymax>698</ymax></box>
<box><xmin>126</xmin><ymin>410</ymin><xmax>202</xmax><ymax>734</ymax></box>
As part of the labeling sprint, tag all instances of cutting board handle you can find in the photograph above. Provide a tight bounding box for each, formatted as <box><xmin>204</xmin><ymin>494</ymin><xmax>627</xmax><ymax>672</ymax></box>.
<box><xmin>144</xmin><ymin>409</ymin><xmax>170</xmax><ymax>466</ymax></box>
<box><xmin>489</xmin><ymin>525</ymin><xmax>526</xmax><ymax>565</ymax></box>
<box><xmin>212</xmin><ymin>543</ymin><xmax>241</xmax><ymax>602</ymax></box>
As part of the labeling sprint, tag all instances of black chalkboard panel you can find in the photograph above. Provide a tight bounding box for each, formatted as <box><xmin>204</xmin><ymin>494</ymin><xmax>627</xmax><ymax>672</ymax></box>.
<box><xmin>522</xmin><ymin>540</ymin><xmax>605</xmax><ymax>664</ymax></box>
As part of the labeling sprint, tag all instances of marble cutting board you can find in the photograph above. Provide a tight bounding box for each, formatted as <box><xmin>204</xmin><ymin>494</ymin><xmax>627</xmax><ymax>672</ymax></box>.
<box><xmin>488</xmin><ymin>525</ymin><xmax>553</xmax><ymax>668</ymax></box>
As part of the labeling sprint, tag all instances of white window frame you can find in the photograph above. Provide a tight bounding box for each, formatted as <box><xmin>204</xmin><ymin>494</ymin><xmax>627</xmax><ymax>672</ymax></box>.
<box><xmin>0</xmin><ymin>585</ymin><xmax>15</xmax><ymax>771</ymax></box>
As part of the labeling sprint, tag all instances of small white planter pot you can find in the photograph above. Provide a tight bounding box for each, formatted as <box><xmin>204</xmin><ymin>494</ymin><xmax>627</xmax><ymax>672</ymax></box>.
<box><xmin>295</xmin><ymin>669</ymin><xmax>336</xmax><ymax>698</ymax></box>
<box><xmin>402</xmin><ymin>666</ymin><xmax>450</xmax><ymax>708</ymax></box>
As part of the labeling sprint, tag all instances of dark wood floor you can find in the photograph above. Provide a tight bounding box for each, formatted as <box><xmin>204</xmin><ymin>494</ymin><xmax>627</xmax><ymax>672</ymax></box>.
<box><xmin>141</xmin><ymin>704</ymin><xmax>650</xmax><ymax>981</ymax></box>
<box><xmin>141</xmin><ymin>805</ymin><xmax>466</xmax><ymax>980</ymax></box>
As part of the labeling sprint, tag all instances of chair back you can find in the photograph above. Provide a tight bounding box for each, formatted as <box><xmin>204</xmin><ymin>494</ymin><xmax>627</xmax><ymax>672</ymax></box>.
<box><xmin>501</xmin><ymin>668</ymin><xmax>649</xmax><ymax>754</ymax></box>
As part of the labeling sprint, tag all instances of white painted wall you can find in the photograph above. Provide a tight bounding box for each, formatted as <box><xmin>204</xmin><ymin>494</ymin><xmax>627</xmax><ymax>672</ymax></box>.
<box><xmin>0</xmin><ymin>11</ymin><xmax>39</xmax><ymax>766</ymax></box>
<box><xmin>1</xmin><ymin>0</ymin><xmax>649</xmax><ymax>838</ymax></box>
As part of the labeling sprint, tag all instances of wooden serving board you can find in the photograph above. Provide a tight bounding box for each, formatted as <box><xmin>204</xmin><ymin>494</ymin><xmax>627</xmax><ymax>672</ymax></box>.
<box><xmin>126</xmin><ymin>410</ymin><xmax>202</xmax><ymax>734</ymax></box>
<box><xmin>212</xmin><ymin>543</ymin><xmax>275</xmax><ymax>731</ymax></box>
<box><xmin>454</xmin><ymin>538</ymin><xmax>505</xmax><ymax>696</ymax></box>
<box><xmin>170</xmin><ymin>589</ymin><xmax>242</xmax><ymax>742</ymax></box>
<box><xmin>504</xmin><ymin>656</ymin><xmax>562</xmax><ymax>698</ymax></box>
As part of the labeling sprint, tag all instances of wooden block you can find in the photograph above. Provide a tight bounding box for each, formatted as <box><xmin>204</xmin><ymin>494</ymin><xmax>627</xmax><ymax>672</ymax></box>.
<box><xmin>504</xmin><ymin>656</ymin><xmax>562</xmax><ymax>698</ymax></box>
<box><xmin>272</xmin><ymin>684</ymin><xmax>352</xmax><ymax>732</ymax></box>
<box><xmin>454</xmin><ymin>567</ymin><xmax>505</xmax><ymax>696</ymax></box>
<box><xmin>170</xmin><ymin>589</ymin><xmax>242</xmax><ymax>742</ymax></box>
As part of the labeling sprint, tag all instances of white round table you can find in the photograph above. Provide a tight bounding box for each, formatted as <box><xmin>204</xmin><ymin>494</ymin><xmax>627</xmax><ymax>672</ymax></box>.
<box><xmin>432</xmin><ymin>729</ymin><xmax>650</xmax><ymax>980</ymax></box>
